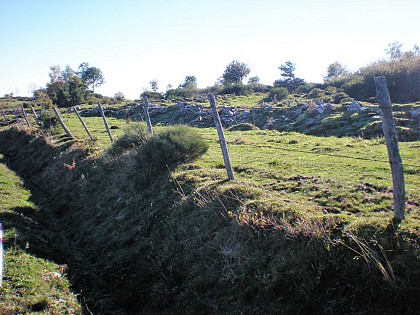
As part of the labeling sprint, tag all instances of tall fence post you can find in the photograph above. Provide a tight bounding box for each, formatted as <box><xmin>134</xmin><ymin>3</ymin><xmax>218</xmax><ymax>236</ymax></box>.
<box><xmin>1</xmin><ymin>111</ymin><xmax>10</xmax><ymax>126</ymax></box>
<box><xmin>143</xmin><ymin>95</ymin><xmax>153</xmax><ymax>133</ymax></box>
<box><xmin>21</xmin><ymin>106</ymin><xmax>30</xmax><ymax>126</ymax></box>
<box><xmin>53</xmin><ymin>106</ymin><xmax>74</xmax><ymax>139</ymax></box>
<box><xmin>98</xmin><ymin>102</ymin><xmax>113</xmax><ymax>143</ymax></box>
<box><xmin>74</xmin><ymin>107</ymin><xmax>93</xmax><ymax>140</ymax></box>
<box><xmin>374</xmin><ymin>76</ymin><xmax>406</xmax><ymax>222</ymax></box>
<box><xmin>208</xmin><ymin>93</ymin><xmax>235</xmax><ymax>181</ymax></box>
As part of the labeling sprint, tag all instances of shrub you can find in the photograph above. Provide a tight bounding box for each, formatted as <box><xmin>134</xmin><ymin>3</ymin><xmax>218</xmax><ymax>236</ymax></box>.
<box><xmin>309</xmin><ymin>88</ymin><xmax>323</xmax><ymax>98</ymax></box>
<box><xmin>248</xmin><ymin>83</ymin><xmax>270</xmax><ymax>93</ymax></box>
<box><xmin>132</xmin><ymin>125</ymin><xmax>209</xmax><ymax>187</ymax></box>
<box><xmin>108</xmin><ymin>123</ymin><xmax>149</xmax><ymax>156</ymax></box>
<box><xmin>343</xmin><ymin>75</ymin><xmax>373</xmax><ymax>101</ymax></box>
<box><xmin>39</xmin><ymin>109</ymin><xmax>57</xmax><ymax>129</ymax></box>
<box><xmin>295</xmin><ymin>83</ymin><xmax>318</xmax><ymax>94</ymax></box>
<box><xmin>138</xmin><ymin>126</ymin><xmax>208</xmax><ymax>167</ymax></box>
<box><xmin>333</xmin><ymin>92</ymin><xmax>349</xmax><ymax>104</ymax></box>
<box><xmin>220</xmin><ymin>83</ymin><xmax>251</xmax><ymax>96</ymax></box>
<box><xmin>227</xmin><ymin>123</ymin><xmax>260</xmax><ymax>131</ymax></box>
<box><xmin>268</xmin><ymin>87</ymin><xmax>289</xmax><ymax>101</ymax></box>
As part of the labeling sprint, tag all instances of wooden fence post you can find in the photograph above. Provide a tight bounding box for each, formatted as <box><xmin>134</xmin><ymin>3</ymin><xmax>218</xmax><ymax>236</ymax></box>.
<box><xmin>98</xmin><ymin>102</ymin><xmax>113</xmax><ymax>142</ymax></box>
<box><xmin>1</xmin><ymin>111</ymin><xmax>10</xmax><ymax>126</ymax></box>
<box><xmin>30</xmin><ymin>105</ymin><xmax>40</xmax><ymax>125</ymax></box>
<box><xmin>374</xmin><ymin>76</ymin><xmax>405</xmax><ymax>221</ymax></box>
<box><xmin>21</xmin><ymin>106</ymin><xmax>30</xmax><ymax>126</ymax></box>
<box><xmin>74</xmin><ymin>107</ymin><xmax>93</xmax><ymax>140</ymax></box>
<box><xmin>208</xmin><ymin>93</ymin><xmax>235</xmax><ymax>181</ymax></box>
<box><xmin>53</xmin><ymin>106</ymin><xmax>74</xmax><ymax>139</ymax></box>
<box><xmin>14</xmin><ymin>109</ymin><xmax>21</xmax><ymax>125</ymax></box>
<box><xmin>143</xmin><ymin>95</ymin><xmax>153</xmax><ymax>133</ymax></box>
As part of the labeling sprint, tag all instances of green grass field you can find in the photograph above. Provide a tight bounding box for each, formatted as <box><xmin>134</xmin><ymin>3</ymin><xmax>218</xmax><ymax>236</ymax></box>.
<box><xmin>53</xmin><ymin>110</ymin><xmax>420</xmax><ymax>232</ymax></box>
<box><xmin>0</xmin><ymin>158</ymin><xmax>82</xmax><ymax>314</ymax></box>
<box><xmin>0</xmin><ymin>99</ymin><xmax>419</xmax><ymax>314</ymax></box>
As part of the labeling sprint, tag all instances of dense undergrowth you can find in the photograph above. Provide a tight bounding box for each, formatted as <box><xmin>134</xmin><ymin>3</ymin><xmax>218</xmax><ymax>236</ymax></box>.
<box><xmin>0</xmin><ymin>125</ymin><xmax>419</xmax><ymax>314</ymax></box>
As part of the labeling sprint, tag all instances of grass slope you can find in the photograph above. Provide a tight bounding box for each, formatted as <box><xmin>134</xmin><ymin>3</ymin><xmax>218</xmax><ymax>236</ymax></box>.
<box><xmin>0</xmin><ymin>95</ymin><xmax>418</xmax><ymax>314</ymax></box>
<box><xmin>0</xmin><ymin>158</ymin><xmax>82</xmax><ymax>314</ymax></box>
<box><xmin>0</xmin><ymin>124</ymin><xmax>418</xmax><ymax>314</ymax></box>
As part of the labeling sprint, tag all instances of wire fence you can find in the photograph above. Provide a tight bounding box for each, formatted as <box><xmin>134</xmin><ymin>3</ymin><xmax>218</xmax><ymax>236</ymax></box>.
<box><xmin>1</xmin><ymin>104</ymin><xmax>419</xmax><ymax>170</ymax></box>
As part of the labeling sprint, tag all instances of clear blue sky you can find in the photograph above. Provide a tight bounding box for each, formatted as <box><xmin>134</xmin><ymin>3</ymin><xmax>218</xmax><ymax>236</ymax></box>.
<box><xmin>1</xmin><ymin>0</ymin><xmax>419</xmax><ymax>99</ymax></box>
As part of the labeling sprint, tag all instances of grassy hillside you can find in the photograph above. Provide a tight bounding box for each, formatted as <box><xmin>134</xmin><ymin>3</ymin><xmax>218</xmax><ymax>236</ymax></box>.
<box><xmin>0</xmin><ymin>93</ymin><xmax>419</xmax><ymax>314</ymax></box>
<box><xmin>0</xmin><ymin>158</ymin><xmax>82</xmax><ymax>314</ymax></box>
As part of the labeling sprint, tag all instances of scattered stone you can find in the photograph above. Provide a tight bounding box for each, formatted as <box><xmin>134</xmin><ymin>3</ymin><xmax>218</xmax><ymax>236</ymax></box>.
<box><xmin>221</xmin><ymin>107</ymin><xmax>234</xmax><ymax>117</ymax></box>
<box><xmin>315</xmin><ymin>103</ymin><xmax>325</xmax><ymax>115</ymax></box>
<box><xmin>347</xmin><ymin>100</ymin><xmax>363</xmax><ymax>112</ymax></box>
<box><xmin>325</xmin><ymin>103</ymin><xmax>335</xmax><ymax>111</ymax></box>
<box><xmin>305</xmin><ymin>118</ymin><xmax>316</xmax><ymax>125</ymax></box>
<box><xmin>409</xmin><ymin>108</ymin><xmax>420</xmax><ymax>119</ymax></box>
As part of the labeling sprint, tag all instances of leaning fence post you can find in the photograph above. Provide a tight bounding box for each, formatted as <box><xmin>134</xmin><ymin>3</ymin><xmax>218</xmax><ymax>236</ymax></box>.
<box><xmin>1</xmin><ymin>111</ymin><xmax>10</xmax><ymax>126</ymax></box>
<box><xmin>74</xmin><ymin>107</ymin><xmax>93</xmax><ymax>140</ymax></box>
<box><xmin>53</xmin><ymin>106</ymin><xmax>74</xmax><ymax>139</ymax></box>
<box><xmin>21</xmin><ymin>105</ymin><xmax>30</xmax><ymax>126</ymax></box>
<box><xmin>143</xmin><ymin>95</ymin><xmax>153</xmax><ymax>133</ymax></box>
<box><xmin>30</xmin><ymin>105</ymin><xmax>40</xmax><ymax>125</ymax></box>
<box><xmin>208</xmin><ymin>93</ymin><xmax>235</xmax><ymax>181</ymax></box>
<box><xmin>98</xmin><ymin>102</ymin><xmax>113</xmax><ymax>142</ymax></box>
<box><xmin>374</xmin><ymin>76</ymin><xmax>406</xmax><ymax>222</ymax></box>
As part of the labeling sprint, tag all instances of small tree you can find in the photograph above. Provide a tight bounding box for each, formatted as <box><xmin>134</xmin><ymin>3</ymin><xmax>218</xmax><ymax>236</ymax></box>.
<box><xmin>247</xmin><ymin>76</ymin><xmax>260</xmax><ymax>84</ymax></box>
<box><xmin>114</xmin><ymin>91</ymin><xmax>125</xmax><ymax>102</ymax></box>
<box><xmin>324</xmin><ymin>62</ymin><xmax>349</xmax><ymax>82</ymax></box>
<box><xmin>222</xmin><ymin>60</ymin><xmax>251</xmax><ymax>85</ymax></box>
<box><xmin>78</xmin><ymin>62</ymin><xmax>105</xmax><ymax>93</ymax></box>
<box><xmin>179</xmin><ymin>76</ymin><xmax>197</xmax><ymax>89</ymax></box>
<box><xmin>150</xmin><ymin>80</ymin><xmax>159</xmax><ymax>92</ymax></box>
<box><xmin>68</xmin><ymin>75</ymin><xmax>86</xmax><ymax>106</ymax></box>
<box><xmin>274</xmin><ymin>61</ymin><xmax>305</xmax><ymax>92</ymax></box>
<box><xmin>34</xmin><ymin>89</ymin><xmax>53</xmax><ymax>109</ymax></box>
<box><xmin>385</xmin><ymin>41</ymin><xmax>403</xmax><ymax>60</ymax></box>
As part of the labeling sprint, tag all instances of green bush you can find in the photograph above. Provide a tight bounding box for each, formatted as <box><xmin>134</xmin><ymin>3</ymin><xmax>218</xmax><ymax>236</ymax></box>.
<box><xmin>108</xmin><ymin>122</ymin><xmax>149</xmax><ymax>156</ymax></box>
<box><xmin>333</xmin><ymin>91</ymin><xmax>349</xmax><ymax>104</ymax></box>
<box><xmin>137</xmin><ymin>125</ymin><xmax>209</xmax><ymax>167</ymax></box>
<box><xmin>227</xmin><ymin>123</ymin><xmax>260</xmax><ymax>131</ymax></box>
<box><xmin>220</xmin><ymin>83</ymin><xmax>251</xmax><ymax>96</ymax></box>
<box><xmin>343</xmin><ymin>75</ymin><xmax>372</xmax><ymax>101</ymax></box>
<box><xmin>268</xmin><ymin>87</ymin><xmax>289</xmax><ymax>101</ymax></box>
<box><xmin>39</xmin><ymin>109</ymin><xmax>57</xmax><ymax>129</ymax></box>
<box><xmin>130</xmin><ymin>125</ymin><xmax>209</xmax><ymax>187</ymax></box>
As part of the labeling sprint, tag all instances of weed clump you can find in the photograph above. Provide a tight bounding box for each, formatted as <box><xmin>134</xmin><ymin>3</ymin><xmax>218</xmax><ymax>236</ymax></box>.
<box><xmin>227</xmin><ymin>123</ymin><xmax>260</xmax><ymax>131</ymax></box>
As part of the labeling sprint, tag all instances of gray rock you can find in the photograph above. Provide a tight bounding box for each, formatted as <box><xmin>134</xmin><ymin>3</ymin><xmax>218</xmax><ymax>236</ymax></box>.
<box><xmin>347</xmin><ymin>100</ymin><xmax>363</xmax><ymax>112</ymax></box>
<box><xmin>221</xmin><ymin>107</ymin><xmax>234</xmax><ymax>116</ymax></box>
<box><xmin>409</xmin><ymin>108</ymin><xmax>420</xmax><ymax>119</ymax></box>
<box><xmin>315</xmin><ymin>103</ymin><xmax>325</xmax><ymax>115</ymax></box>
<box><xmin>305</xmin><ymin>118</ymin><xmax>316</xmax><ymax>125</ymax></box>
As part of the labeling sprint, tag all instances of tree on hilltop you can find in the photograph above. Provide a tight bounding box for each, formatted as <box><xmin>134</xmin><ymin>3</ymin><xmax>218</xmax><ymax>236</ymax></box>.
<box><xmin>179</xmin><ymin>76</ymin><xmax>197</xmax><ymax>90</ymax></box>
<box><xmin>385</xmin><ymin>41</ymin><xmax>403</xmax><ymax>60</ymax></box>
<box><xmin>222</xmin><ymin>60</ymin><xmax>251</xmax><ymax>85</ymax></box>
<box><xmin>248</xmin><ymin>76</ymin><xmax>260</xmax><ymax>84</ymax></box>
<box><xmin>78</xmin><ymin>62</ymin><xmax>105</xmax><ymax>93</ymax></box>
<box><xmin>150</xmin><ymin>80</ymin><xmax>159</xmax><ymax>92</ymax></box>
<box><xmin>324</xmin><ymin>62</ymin><xmax>349</xmax><ymax>82</ymax></box>
<box><xmin>274</xmin><ymin>61</ymin><xmax>305</xmax><ymax>92</ymax></box>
